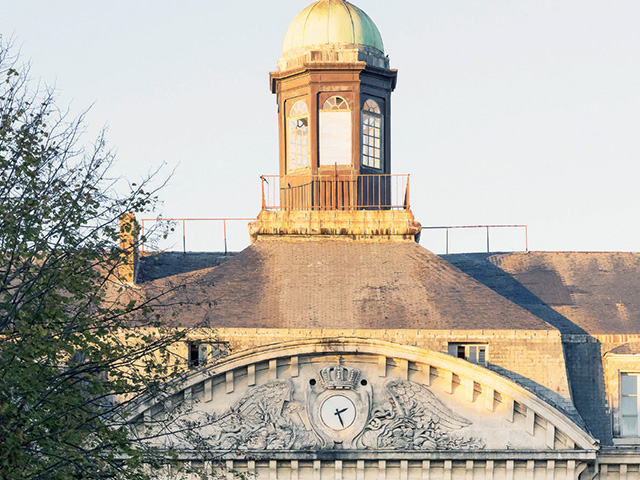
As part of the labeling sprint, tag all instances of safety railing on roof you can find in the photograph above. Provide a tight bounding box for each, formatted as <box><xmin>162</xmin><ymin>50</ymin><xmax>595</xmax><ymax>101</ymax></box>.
<box><xmin>260</xmin><ymin>174</ymin><xmax>410</xmax><ymax>211</ymax></box>
<box><xmin>421</xmin><ymin>225</ymin><xmax>529</xmax><ymax>254</ymax></box>
<box><xmin>140</xmin><ymin>217</ymin><xmax>255</xmax><ymax>254</ymax></box>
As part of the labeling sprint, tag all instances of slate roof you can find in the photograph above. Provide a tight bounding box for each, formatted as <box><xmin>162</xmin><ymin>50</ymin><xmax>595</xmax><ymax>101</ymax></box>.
<box><xmin>441</xmin><ymin>251</ymin><xmax>640</xmax><ymax>444</ymax></box>
<box><xmin>608</xmin><ymin>342</ymin><xmax>640</xmax><ymax>355</ymax></box>
<box><xmin>135</xmin><ymin>242</ymin><xmax>640</xmax><ymax>444</ymax></box>
<box><xmin>138</xmin><ymin>252</ymin><xmax>232</xmax><ymax>282</ymax></box>
<box><xmin>139</xmin><ymin>239</ymin><xmax>553</xmax><ymax>331</ymax></box>
<box><xmin>442</xmin><ymin>251</ymin><xmax>640</xmax><ymax>335</ymax></box>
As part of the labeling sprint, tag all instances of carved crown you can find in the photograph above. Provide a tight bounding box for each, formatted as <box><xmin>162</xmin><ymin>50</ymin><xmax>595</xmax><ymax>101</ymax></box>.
<box><xmin>318</xmin><ymin>361</ymin><xmax>361</xmax><ymax>390</ymax></box>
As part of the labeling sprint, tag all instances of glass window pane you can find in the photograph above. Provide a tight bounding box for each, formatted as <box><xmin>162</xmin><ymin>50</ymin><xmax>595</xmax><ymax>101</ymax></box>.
<box><xmin>622</xmin><ymin>374</ymin><xmax>638</xmax><ymax>395</ymax></box>
<box><xmin>622</xmin><ymin>396</ymin><xmax>639</xmax><ymax>415</ymax></box>
<box><xmin>290</xmin><ymin>100</ymin><xmax>308</xmax><ymax>116</ymax></box>
<box><xmin>323</xmin><ymin>96</ymin><xmax>349</xmax><ymax>111</ymax></box>
<box><xmin>320</xmin><ymin>111</ymin><xmax>352</xmax><ymax>165</ymax></box>
<box><xmin>361</xmin><ymin>109</ymin><xmax>382</xmax><ymax>169</ymax></box>
<box><xmin>468</xmin><ymin>346</ymin><xmax>478</xmax><ymax>363</ymax></box>
<box><xmin>478</xmin><ymin>347</ymin><xmax>486</xmax><ymax>364</ymax></box>
<box><xmin>364</xmin><ymin>99</ymin><xmax>381</xmax><ymax>114</ymax></box>
<box><xmin>621</xmin><ymin>415</ymin><xmax>639</xmax><ymax>436</ymax></box>
<box><xmin>287</xmin><ymin>100</ymin><xmax>310</xmax><ymax>170</ymax></box>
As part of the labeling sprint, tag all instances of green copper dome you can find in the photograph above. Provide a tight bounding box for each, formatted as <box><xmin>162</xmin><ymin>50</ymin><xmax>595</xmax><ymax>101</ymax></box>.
<box><xmin>282</xmin><ymin>0</ymin><xmax>384</xmax><ymax>56</ymax></box>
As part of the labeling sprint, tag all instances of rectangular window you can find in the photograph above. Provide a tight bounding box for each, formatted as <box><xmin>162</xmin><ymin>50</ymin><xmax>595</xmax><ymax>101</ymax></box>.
<box><xmin>188</xmin><ymin>342</ymin><xmax>208</xmax><ymax>367</ymax></box>
<box><xmin>287</xmin><ymin>117</ymin><xmax>309</xmax><ymax>170</ymax></box>
<box><xmin>621</xmin><ymin>373</ymin><xmax>640</xmax><ymax>436</ymax></box>
<box><xmin>362</xmin><ymin>113</ymin><xmax>382</xmax><ymax>169</ymax></box>
<box><xmin>320</xmin><ymin>111</ymin><xmax>352</xmax><ymax>166</ymax></box>
<box><xmin>448</xmin><ymin>343</ymin><xmax>488</xmax><ymax>365</ymax></box>
<box><xmin>187</xmin><ymin>342</ymin><xmax>230</xmax><ymax>367</ymax></box>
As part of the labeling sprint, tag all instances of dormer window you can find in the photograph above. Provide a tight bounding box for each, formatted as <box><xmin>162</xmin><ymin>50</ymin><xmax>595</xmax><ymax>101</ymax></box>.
<box><xmin>287</xmin><ymin>101</ymin><xmax>310</xmax><ymax>171</ymax></box>
<box><xmin>448</xmin><ymin>343</ymin><xmax>488</xmax><ymax>365</ymax></box>
<box><xmin>361</xmin><ymin>99</ymin><xmax>383</xmax><ymax>170</ymax></box>
<box><xmin>188</xmin><ymin>342</ymin><xmax>207</xmax><ymax>367</ymax></box>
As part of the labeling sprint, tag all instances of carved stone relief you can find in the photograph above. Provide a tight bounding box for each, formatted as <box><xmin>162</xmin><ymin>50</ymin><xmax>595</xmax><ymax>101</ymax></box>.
<box><xmin>190</xmin><ymin>362</ymin><xmax>484</xmax><ymax>451</ymax></box>
<box><xmin>306</xmin><ymin>361</ymin><xmax>371</xmax><ymax>448</ymax></box>
<box><xmin>198</xmin><ymin>380</ymin><xmax>321</xmax><ymax>451</ymax></box>
<box><xmin>356</xmin><ymin>380</ymin><xmax>485</xmax><ymax>450</ymax></box>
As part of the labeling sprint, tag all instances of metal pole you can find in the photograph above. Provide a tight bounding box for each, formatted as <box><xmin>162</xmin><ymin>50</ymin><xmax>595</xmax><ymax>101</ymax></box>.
<box><xmin>182</xmin><ymin>219</ymin><xmax>186</xmax><ymax>254</ymax></box>
<box><xmin>525</xmin><ymin>225</ymin><xmax>529</xmax><ymax>252</ymax></box>
<box><xmin>446</xmin><ymin>227</ymin><xmax>449</xmax><ymax>255</ymax></box>
<box><xmin>223</xmin><ymin>219</ymin><xmax>228</xmax><ymax>255</ymax></box>
<box><xmin>486</xmin><ymin>226</ymin><xmax>490</xmax><ymax>253</ymax></box>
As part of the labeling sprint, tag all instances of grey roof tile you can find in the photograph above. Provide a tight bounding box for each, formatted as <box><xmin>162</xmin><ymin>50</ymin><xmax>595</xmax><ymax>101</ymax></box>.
<box><xmin>443</xmin><ymin>251</ymin><xmax>640</xmax><ymax>335</ymax></box>
<box><xmin>141</xmin><ymin>240</ymin><xmax>553</xmax><ymax>331</ymax></box>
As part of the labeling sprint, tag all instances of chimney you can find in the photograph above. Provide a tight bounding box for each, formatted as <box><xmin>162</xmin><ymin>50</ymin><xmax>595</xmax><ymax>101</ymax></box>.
<box><xmin>119</xmin><ymin>213</ymin><xmax>139</xmax><ymax>284</ymax></box>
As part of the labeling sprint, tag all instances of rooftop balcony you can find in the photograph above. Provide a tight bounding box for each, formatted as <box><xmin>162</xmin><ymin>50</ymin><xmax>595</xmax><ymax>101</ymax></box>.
<box><xmin>252</xmin><ymin>173</ymin><xmax>421</xmax><ymax>242</ymax></box>
<box><xmin>261</xmin><ymin>173</ymin><xmax>411</xmax><ymax>211</ymax></box>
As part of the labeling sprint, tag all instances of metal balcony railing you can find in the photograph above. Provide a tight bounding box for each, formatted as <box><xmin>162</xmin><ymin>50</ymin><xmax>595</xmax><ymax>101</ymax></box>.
<box><xmin>260</xmin><ymin>174</ymin><xmax>410</xmax><ymax>211</ymax></box>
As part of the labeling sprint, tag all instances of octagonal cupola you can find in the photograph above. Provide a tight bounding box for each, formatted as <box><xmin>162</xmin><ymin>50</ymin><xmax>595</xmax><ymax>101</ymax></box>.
<box><xmin>270</xmin><ymin>0</ymin><xmax>397</xmax><ymax>178</ymax></box>
<box><xmin>255</xmin><ymin>0</ymin><xmax>420</xmax><ymax>242</ymax></box>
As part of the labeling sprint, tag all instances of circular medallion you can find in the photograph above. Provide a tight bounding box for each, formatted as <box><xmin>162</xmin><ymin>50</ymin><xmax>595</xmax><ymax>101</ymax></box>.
<box><xmin>320</xmin><ymin>395</ymin><xmax>356</xmax><ymax>431</ymax></box>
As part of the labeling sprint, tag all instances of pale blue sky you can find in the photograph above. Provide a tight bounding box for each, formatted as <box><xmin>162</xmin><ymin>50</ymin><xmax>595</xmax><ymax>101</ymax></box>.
<box><xmin>2</xmin><ymin>1</ymin><xmax>639</xmax><ymax>253</ymax></box>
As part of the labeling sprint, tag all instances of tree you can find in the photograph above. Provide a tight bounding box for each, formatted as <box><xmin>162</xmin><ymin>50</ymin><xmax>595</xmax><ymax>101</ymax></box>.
<box><xmin>0</xmin><ymin>39</ymin><xmax>195</xmax><ymax>480</ymax></box>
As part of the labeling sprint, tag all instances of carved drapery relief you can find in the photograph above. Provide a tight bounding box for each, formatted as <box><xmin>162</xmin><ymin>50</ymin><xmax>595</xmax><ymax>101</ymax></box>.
<box><xmin>356</xmin><ymin>380</ymin><xmax>484</xmax><ymax>450</ymax></box>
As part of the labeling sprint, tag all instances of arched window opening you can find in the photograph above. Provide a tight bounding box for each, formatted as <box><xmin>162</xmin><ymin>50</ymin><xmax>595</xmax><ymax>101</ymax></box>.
<box><xmin>322</xmin><ymin>96</ymin><xmax>349</xmax><ymax>111</ymax></box>
<box><xmin>320</xmin><ymin>96</ymin><xmax>351</xmax><ymax>166</ymax></box>
<box><xmin>362</xmin><ymin>99</ymin><xmax>383</xmax><ymax>169</ymax></box>
<box><xmin>287</xmin><ymin>101</ymin><xmax>309</xmax><ymax>171</ymax></box>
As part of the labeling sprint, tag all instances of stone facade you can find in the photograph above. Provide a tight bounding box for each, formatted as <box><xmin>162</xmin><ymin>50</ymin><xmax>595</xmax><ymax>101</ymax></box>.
<box><xmin>133</xmin><ymin>339</ymin><xmax>599</xmax><ymax>479</ymax></box>
<box><xmin>128</xmin><ymin>244</ymin><xmax>640</xmax><ymax>479</ymax></box>
<box><xmin>123</xmin><ymin>2</ymin><xmax>640</xmax><ymax>478</ymax></box>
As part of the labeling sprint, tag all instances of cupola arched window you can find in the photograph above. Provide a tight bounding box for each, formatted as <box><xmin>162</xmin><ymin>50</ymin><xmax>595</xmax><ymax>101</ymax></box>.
<box><xmin>287</xmin><ymin>101</ymin><xmax>309</xmax><ymax>171</ymax></box>
<box><xmin>361</xmin><ymin>99</ymin><xmax>383</xmax><ymax>170</ymax></box>
<box><xmin>320</xmin><ymin>96</ymin><xmax>351</xmax><ymax>166</ymax></box>
<box><xmin>323</xmin><ymin>96</ymin><xmax>349</xmax><ymax>111</ymax></box>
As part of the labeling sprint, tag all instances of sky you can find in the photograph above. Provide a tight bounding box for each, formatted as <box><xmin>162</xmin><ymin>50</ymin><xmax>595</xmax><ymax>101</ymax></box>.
<box><xmin>2</xmin><ymin>0</ymin><xmax>639</xmax><ymax>254</ymax></box>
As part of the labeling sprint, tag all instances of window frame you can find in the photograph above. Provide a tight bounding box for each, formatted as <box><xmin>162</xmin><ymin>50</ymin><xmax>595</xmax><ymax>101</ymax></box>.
<box><xmin>447</xmin><ymin>343</ymin><xmax>488</xmax><ymax>365</ymax></box>
<box><xmin>187</xmin><ymin>341</ymin><xmax>230</xmax><ymax>367</ymax></box>
<box><xmin>361</xmin><ymin>98</ymin><xmax>383</xmax><ymax>170</ymax></box>
<box><xmin>188</xmin><ymin>342</ymin><xmax>208</xmax><ymax>367</ymax></box>
<box><xmin>286</xmin><ymin>100</ymin><xmax>310</xmax><ymax>172</ymax></box>
<box><xmin>322</xmin><ymin>96</ymin><xmax>349</xmax><ymax>112</ymax></box>
<box><xmin>620</xmin><ymin>372</ymin><xmax>640</xmax><ymax>437</ymax></box>
<box><xmin>319</xmin><ymin>96</ymin><xmax>352</xmax><ymax>166</ymax></box>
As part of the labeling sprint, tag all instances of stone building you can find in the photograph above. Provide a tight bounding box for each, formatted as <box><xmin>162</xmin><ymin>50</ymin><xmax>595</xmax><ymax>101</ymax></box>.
<box><xmin>127</xmin><ymin>1</ymin><xmax>640</xmax><ymax>478</ymax></box>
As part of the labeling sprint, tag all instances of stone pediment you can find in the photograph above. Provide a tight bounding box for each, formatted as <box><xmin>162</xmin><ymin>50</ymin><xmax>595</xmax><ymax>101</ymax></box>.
<box><xmin>131</xmin><ymin>338</ymin><xmax>597</xmax><ymax>456</ymax></box>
